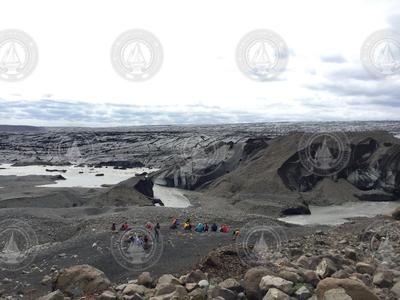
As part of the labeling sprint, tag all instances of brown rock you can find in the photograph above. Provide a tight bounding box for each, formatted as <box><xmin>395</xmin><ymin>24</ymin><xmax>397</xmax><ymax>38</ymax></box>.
<box><xmin>137</xmin><ymin>272</ymin><xmax>153</xmax><ymax>288</ymax></box>
<box><xmin>322</xmin><ymin>288</ymin><xmax>352</xmax><ymax>300</ymax></box>
<box><xmin>244</xmin><ymin>267</ymin><xmax>273</xmax><ymax>300</ymax></box>
<box><xmin>373</xmin><ymin>271</ymin><xmax>393</xmax><ymax>288</ymax></box>
<box><xmin>37</xmin><ymin>290</ymin><xmax>64</xmax><ymax>300</ymax></box>
<box><xmin>355</xmin><ymin>262</ymin><xmax>375</xmax><ymax>275</ymax></box>
<box><xmin>262</xmin><ymin>288</ymin><xmax>290</xmax><ymax>300</ymax></box>
<box><xmin>391</xmin><ymin>206</ymin><xmax>400</xmax><ymax>220</ymax></box>
<box><xmin>316</xmin><ymin>277</ymin><xmax>379</xmax><ymax>300</ymax></box>
<box><xmin>54</xmin><ymin>264</ymin><xmax>110</xmax><ymax>297</ymax></box>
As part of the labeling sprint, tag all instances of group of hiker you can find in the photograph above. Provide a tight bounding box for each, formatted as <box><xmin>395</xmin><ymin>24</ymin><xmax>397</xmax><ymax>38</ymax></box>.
<box><xmin>111</xmin><ymin>221</ymin><xmax>161</xmax><ymax>241</ymax></box>
<box><xmin>112</xmin><ymin>219</ymin><xmax>240</xmax><ymax>241</ymax></box>
<box><xmin>170</xmin><ymin>218</ymin><xmax>232</xmax><ymax>234</ymax></box>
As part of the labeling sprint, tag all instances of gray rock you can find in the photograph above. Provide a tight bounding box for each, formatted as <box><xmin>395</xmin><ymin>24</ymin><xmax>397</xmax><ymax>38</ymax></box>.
<box><xmin>355</xmin><ymin>262</ymin><xmax>375</xmax><ymax>275</ymax></box>
<box><xmin>211</xmin><ymin>286</ymin><xmax>237</xmax><ymax>300</ymax></box>
<box><xmin>262</xmin><ymin>288</ymin><xmax>290</xmax><ymax>300</ymax></box>
<box><xmin>98</xmin><ymin>290</ymin><xmax>117</xmax><ymax>300</ymax></box>
<box><xmin>390</xmin><ymin>281</ymin><xmax>400</xmax><ymax>297</ymax></box>
<box><xmin>373</xmin><ymin>271</ymin><xmax>393</xmax><ymax>288</ymax></box>
<box><xmin>322</xmin><ymin>288</ymin><xmax>352</xmax><ymax>300</ymax></box>
<box><xmin>259</xmin><ymin>275</ymin><xmax>293</xmax><ymax>294</ymax></box>
<box><xmin>294</xmin><ymin>286</ymin><xmax>312</xmax><ymax>300</ymax></box>
<box><xmin>218</xmin><ymin>278</ymin><xmax>243</xmax><ymax>293</ymax></box>
<box><xmin>316</xmin><ymin>258</ymin><xmax>337</xmax><ymax>279</ymax></box>
<box><xmin>244</xmin><ymin>267</ymin><xmax>272</xmax><ymax>300</ymax></box>
<box><xmin>137</xmin><ymin>272</ymin><xmax>153</xmax><ymax>288</ymax></box>
<box><xmin>37</xmin><ymin>290</ymin><xmax>65</xmax><ymax>300</ymax></box>
<box><xmin>157</xmin><ymin>274</ymin><xmax>181</xmax><ymax>286</ymax></box>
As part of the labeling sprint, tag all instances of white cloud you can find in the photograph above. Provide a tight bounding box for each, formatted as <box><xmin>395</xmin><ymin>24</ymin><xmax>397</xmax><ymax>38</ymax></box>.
<box><xmin>0</xmin><ymin>0</ymin><xmax>399</xmax><ymax>125</ymax></box>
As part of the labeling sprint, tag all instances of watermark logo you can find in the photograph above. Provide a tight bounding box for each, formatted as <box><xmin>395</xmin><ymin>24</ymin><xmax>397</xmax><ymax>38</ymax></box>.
<box><xmin>54</xmin><ymin>133</ymin><xmax>96</xmax><ymax>166</ymax></box>
<box><xmin>111</xmin><ymin>29</ymin><xmax>163</xmax><ymax>81</ymax></box>
<box><xmin>0</xmin><ymin>219</ymin><xmax>38</xmax><ymax>271</ymax></box>
<box><xmin>236</xmin><ymin>29</ymin><xmax>288</xmax><ymax>81</ymax></box>
<box><xmin>298</xmin><ymin>132</ymin><xmax>351</xmax><ymax>177</ymax></box>
<box><xmin>174</xmin><ymin>133</ymin><xmax>227</xmax><ymax>179</ymax></box>
<box><xmin>361</xmin><ymin>29</ymin><xmax>400</xmax><ymax>78</ymax></box>
<box><xmin>361</xmin><ymin>220</ymin><xmax>399</xmax><ymax>267</ymax></box>
<box><xmin>111</xmin><ymin>225</ymin><xmax>163</xmax><ymax>271</ymax></box>
<box><xmin>236</xmin><ymin>221</ymin><xmax>287</xmax><ymax>267</ymax></box>
<box><xmin>0</xmin><ymin>29</ymin><xmax>38</xmax><ymax>81</ymax></box>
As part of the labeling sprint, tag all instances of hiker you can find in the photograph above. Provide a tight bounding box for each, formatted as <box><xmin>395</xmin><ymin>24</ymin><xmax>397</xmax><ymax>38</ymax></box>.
<box><xmin>211</xmin><ymin>223</ymin><xmax>218</xmax><ymax>232</ymax></box>
<box><xmin>111</xmin><ymin>223</ymin><xmax>116</xmax><ymax>233</ymax></box>
<box><xmin>203</xmin><ymin>223</ymin><xmax>209</xmax><ymax>232</ymax></box>
<box><xmin>154</xmin><ymin>223</ymin><xmax>160</xmax><ymax>241</ymax></box>
<box><xmin>232</xmin><ymin>228</ymin><xmax>240</xmax><ymax>240</ymax></box>
<box><xmin>120</xmin><ymin>222</ymin><xmax>129</xmax><ymax>231</ymax></box>
<box><xmin>195</xmin><ymin>223</ymin><xmax>204</xmax><ymax>233</ymax></box>
<box><xmin>143</xmin><ymin>234</ymin><xmax>150</xmax><ymax>250</ymax></box>
<box><xmin>146</xmin><ymin>222</ymin><xmax>153</xmax><ymax>231</ymax></box>
<box><xmin>170</xmin><ymin>218</ymin><xmax>178</xmax><ymax>229</ymax></box>
<box><xmin>183</xmin><ymin>220</ymin><xmax>192</xmax><ymax>231</ymax></box>
<box><xmin>220</xmin><ymin>224</ymin><xmax>229</xmax><ymax>233</ymax></box>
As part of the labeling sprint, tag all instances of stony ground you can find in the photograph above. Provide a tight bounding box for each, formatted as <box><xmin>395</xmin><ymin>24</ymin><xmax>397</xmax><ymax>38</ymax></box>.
<box><xmin>13</xmin><ymin>213</ymin><xmax>400</xmax><ymax>300</ymax></box>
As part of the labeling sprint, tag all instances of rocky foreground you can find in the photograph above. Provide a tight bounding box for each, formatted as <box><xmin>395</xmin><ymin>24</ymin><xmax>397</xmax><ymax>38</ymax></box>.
<box><xmin>29</xmin><ymin>210</ymin><xmax>400</xmax><ymax>300</ymax></box>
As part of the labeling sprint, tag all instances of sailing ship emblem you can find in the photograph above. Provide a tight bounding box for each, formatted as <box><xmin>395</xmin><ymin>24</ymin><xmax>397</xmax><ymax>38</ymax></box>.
<box><xmin>236</xmin><ymin>29</ymin><xmax>288</xmax><ymax>81</ymax></box>
<box><xmin>361</xmin><ymin>30</ymin><xmax>400</xmax><ymax>77</ymax></box>
<box><xmin>249</xmin><ymin>42</ymin><xmax>274</xmax><ymax>73</ymax></box>
<box><xmin>125</xmin><ymin>42</ymin><xmax>148</xmax><ymax>73</ymax></box>
<box><xmin>0</xmin><ymin>231</ymin><xmax>25</xmax><ymax>264</ymax></box>
<box><xmin>126</xmin><ymin>234</ymin><xmax>146</xmax><ymax>264</ymax></box>
<box><xmin>312</xmin><ymin>138</ymin><xmax>335</xmax><ymax>169</ymax></box>
<box><xmin>66</xmin><ymin>141</ymin><xmax>83</xmax><ymax>165</ymax></box>
<box><xmin>374</xmin><ymin>41</ymin><xmax>400</xmax><ymax>75</ymax></box>
<box><xmin>374</xmin><ymin>235</ymin><xmax>396</xmax><ymax>265</ymax></box>
<box><xmin>0</xmin><ymin>41</ymin><xmax>23</xmax><ymax>73</ymax></box>
<box><xmin>0</xmin><ymin>30</ymin><xmax>38</xmax><ymax>81</ymax></box>
<box><xmin>111</xmin><ymin>29</ymin><xmax>163</xmax><ymax>81</ymax></box>
<box><xmin>253</xmin><ymin>232</ymin><xmax>269</xmax><ymax>261</ymax></box>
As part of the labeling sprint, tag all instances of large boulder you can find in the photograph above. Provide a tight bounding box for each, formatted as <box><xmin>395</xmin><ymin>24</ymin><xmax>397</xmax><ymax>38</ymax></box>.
<box><xmin>316</xmin><ymin>278</ymin><xmax>379</xmax><ymax>300</ymax></box>
<box><xmin>184</xmin><ymin>269</ymin><xmax>207</xmax><ymax>284</ymax></box>
<box><xmin>316</xmin><ymin>258</ymin><xmax>337</xmax><ymax>278</ymax></box>
<box><xmin>391</xmin><ymin>281</ymin><xmax>400</xmax><ymax>298</ymax></box>
<box><xmin>244</xmin><ymin>267</ymin><xmax>274</xmax><ymax>300</ymax></box>
<box><xmin>150</xmin><ymin>285</ymin><xmax>187</xmax><ymax>300</ymax></box>
<box><xmin>323</xmin><ymin>288</ymin><xmax>352</xmax><ymax>300</ymax></box>
<box><xmin>259</xmin><ymin>275</ymin><xmax>293</xmax><ymax>294</ymax></box>
<box><xmin>210</xmin><ymin>286</ymin><xmax>237</xmax><ymax>300</ymax></box>
<box><xmin>392</xmin><ymin>206</ymin><xmax>400</xmax><ymax>220</ymax></box>
<box><xmin>38</xmin><ymin>290</ymin><xmax>64</xmax><ymax>300</ymax></box>
<box><xmin>262</xmin><ymin>288</ymin><xmax>290</xmax><ymax>300</ymax></box>
<box><xmin>123</xmin><ymin>283</ymin><xmax>149</xmax><ymax>296</ymax></box>
<box><xmin>218</xmin><ymin>278</ymin><xmax>243</xmax><ymax>293</ymax></box>
<box><xmin>137</xmin><ymin>272</ymin><xmax>154</xmax><ymax>288</ymax></box>
<box><xmin>355</xmin><ymin>262</ymin><xmax>375</xmax><ymax>275</ymax></box>
<box><xmin>157</xmin><ymin>274</ymin><xmax>182</xmax><ymax>286</ymax></box>
<box><xmin>54</xmin><ymin>264</ymin><xmax>110</xmax><ymax>297</ymax></box>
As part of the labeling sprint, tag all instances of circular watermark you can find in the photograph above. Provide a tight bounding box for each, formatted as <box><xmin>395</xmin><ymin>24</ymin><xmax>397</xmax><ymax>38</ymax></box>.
<box><xmin>236</xmin><ymin>221</ymin><xmax>287</xmax><ymax>267</ymax></box>
<box><xmin>0</xmin><ymin>29</ymin><xmax>38</xmax><ymax>81</ymax></box>
<box><xmin>298</xmin><ymin>132</ymin><xmax>351</xmax><ymax>177</ymax></box>
<box><xmin>361</xmin><ymin>220</ymin><xmax>400</xmax><ymax>267</ymax></box>
<box><xmin>0</xmin><ymin>219</ymin><xmax>38</xmax><ymax>271</ymax></box>
<box><xmin>54</xmin><ymin>133</ymin><xmax>96</xmax><ymax>166</ymax></box>
<box><xmin>111</xmin><ymin>29</ymin><xmax>163</xmax><ymax>81</ymax></box>
<box><xmin>236</xmin><ymin>29</ymin><xmax>288</xmax><ymax>81</ymax></box>
<box><xmin>111</xmin><ymin>225</ymin><xmax>163</xmax><ymax>271</ymax></box>
<box><xmin>361</xmin><ymin>29</ymin><xmax>400</xmax><ymax>78</ymax></box>
<box><xmin>174</xmin><ymin>134</ymin><xmax>227</xmax><ymax>178</ymax></box>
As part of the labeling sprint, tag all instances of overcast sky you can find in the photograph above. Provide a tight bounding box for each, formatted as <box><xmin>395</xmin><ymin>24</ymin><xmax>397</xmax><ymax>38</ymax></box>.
<box><xmin>0</xmin><ymin>0</ymin><xmax>400</xmax><ymax>126</ymax></box>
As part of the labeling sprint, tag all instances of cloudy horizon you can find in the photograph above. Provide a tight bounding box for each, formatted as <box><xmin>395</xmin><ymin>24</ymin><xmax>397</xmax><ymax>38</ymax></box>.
<box><xmin>1</xmin><ymin>0</ymin><xmax>400</xmax><ymax>126</ymax></box>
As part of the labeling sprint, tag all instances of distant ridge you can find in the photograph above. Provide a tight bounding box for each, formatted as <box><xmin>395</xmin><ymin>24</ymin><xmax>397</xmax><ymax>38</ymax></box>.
<box><xmin>0</xmin><ymin>125</ymin><xmax>46</xmax><ymax>133</ymax></box>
